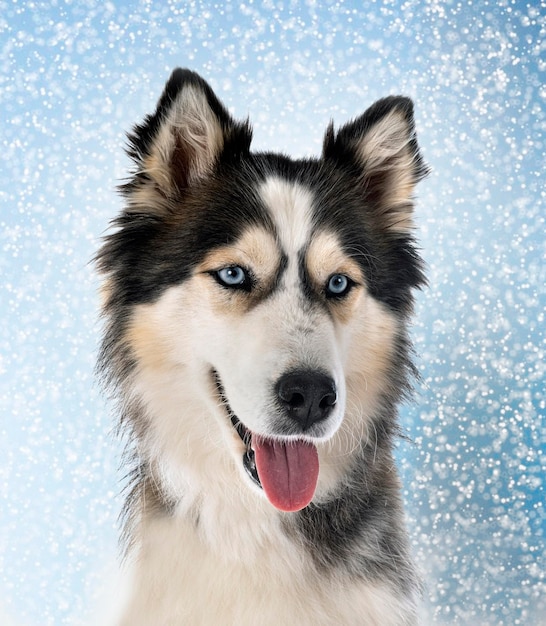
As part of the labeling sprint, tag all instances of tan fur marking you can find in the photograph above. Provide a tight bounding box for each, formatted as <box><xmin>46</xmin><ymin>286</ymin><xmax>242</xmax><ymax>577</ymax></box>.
<box><xmin>99</xmin><ymin>278</ymin><xmax>113</xmax><ymax>310</ymax></box>
<box><xmin>142</xmin><ymin>152</ymin><xmax>173</xmax><ymax>197</ymax></box>
<box><xmin>196</xmin><ymin>226</ymin><xmax>282</xmax><ymax>315</ymax></box>
<box><xmin>198</xmin><ymin>227</ymin><xmax>279</xmax><ymax>277</ymax></box>
<box><xmin>306</xmin><ymin>231</ymin><xmax>364</xmax><ymax>323</ymax></box>
<box><xmin>341</xmin><ymin>296</ymin><xmax>401</xmax><ymax>445</ymax></box>
<box><xmin>306</xmin><ymin>231</ymin><xmax>363</xmax><ymax>285</ymax></box>
<box><xmin>126</xmin><ymin>303</ymin><xmax>171</xmax><ymax>372</ymax></box>
<box><xmin>124</xmin><ymin>180</ymin><xmax>172</xmax><ymax>216</ymax></box>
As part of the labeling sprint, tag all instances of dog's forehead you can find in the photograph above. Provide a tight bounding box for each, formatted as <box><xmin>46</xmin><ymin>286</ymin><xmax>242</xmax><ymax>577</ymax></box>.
<box><xmin>258</xmin><ymin>176</ymin><xmax>315</xmax><ymax>255</ymax></box>
<box><xmin>255</xmin><ymin>176</ymin><xmax>359</xmax><ymax>282</ymax></box>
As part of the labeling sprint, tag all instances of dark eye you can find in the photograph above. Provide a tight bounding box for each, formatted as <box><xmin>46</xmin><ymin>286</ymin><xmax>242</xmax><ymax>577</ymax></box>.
<box><xmin>214</xmin><ymin>266</ymin><xmax>252</xmax><ymax>291</ymax></box>
<box><xmin>326</xmin><ymin>274</ymin><xmax>352</xmax><ymax>298</ymax></box>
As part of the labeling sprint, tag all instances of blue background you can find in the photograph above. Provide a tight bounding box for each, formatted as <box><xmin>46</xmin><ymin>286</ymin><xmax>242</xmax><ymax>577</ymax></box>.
<box><xmin>1</xmin><ymin>1</ymin><xmax>544</xmax><ymax>624</ymax></box>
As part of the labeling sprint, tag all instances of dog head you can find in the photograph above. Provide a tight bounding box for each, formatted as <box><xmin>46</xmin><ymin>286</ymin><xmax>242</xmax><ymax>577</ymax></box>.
<box><xmin>98</xmin><ymin>69</ymin><xmax>427</xmax><ymax>513</ymax></box>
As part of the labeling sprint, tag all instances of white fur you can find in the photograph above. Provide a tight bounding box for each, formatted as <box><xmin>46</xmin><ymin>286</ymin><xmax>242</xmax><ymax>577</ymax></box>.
<box><xmin>119</xmin><ymin>511</ymin><xmax>415</xmax><ymax>625</ymax></box>
<box><xmin>259</xmin><ymin>176</ymin><xmax>315</xmax><ymax>253</ymax></box>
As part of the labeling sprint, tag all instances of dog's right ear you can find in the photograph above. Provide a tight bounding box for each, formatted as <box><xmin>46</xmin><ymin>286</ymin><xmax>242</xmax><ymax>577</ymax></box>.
<box><xmin>122</xmin><ymin>69</ymin><xmax>252</xmax><ymax>213</ymax></box>
<box><xmin>322</xmin><ymin>97</ymin><xmax>428</xmax><ymax>235</ymax></box>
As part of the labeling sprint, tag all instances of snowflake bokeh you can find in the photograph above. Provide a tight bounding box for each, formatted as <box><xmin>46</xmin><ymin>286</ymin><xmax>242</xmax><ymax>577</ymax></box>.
<box><xmin>1</xmin><ymin>1</ymin><xmax>544</xmax><ymax>624</ymax></box>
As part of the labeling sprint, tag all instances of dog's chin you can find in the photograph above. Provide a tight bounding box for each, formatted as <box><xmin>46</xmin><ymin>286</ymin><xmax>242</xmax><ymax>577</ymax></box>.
<box><xmin>210</xmin><ymin>368</ymin><xmax>323</xmax><ymax>512</ymax></box>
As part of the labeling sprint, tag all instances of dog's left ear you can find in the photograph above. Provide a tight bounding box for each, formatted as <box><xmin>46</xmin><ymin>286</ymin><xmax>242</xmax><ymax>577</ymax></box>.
<box><xmin>322</xmin><ymin>97</ymin><xmax>428</xmax><ymax>234</ymax></box>
<box><xmin>123</xmin><ymin>69</ymin><xmax>252</xmax><ymax>212</ymax></box>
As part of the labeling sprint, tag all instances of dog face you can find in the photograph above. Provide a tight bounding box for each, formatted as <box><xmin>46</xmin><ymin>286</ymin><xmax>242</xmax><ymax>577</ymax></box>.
<box><xmin>98</xmin><ymin>70</ymin><xmax>427</xmax><ymax>512</ymax></box>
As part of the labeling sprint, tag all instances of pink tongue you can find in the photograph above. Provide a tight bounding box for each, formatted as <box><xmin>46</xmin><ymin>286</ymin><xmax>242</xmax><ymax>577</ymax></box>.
<box><xmin>253</xmin><ymin>437</ymin><xmax>319</xmax><ymax>512</ymax></box>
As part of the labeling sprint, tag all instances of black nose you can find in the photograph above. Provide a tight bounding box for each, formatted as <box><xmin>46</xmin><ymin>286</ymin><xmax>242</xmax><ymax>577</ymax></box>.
<box><xmin>275</xmin><ymin>370</ymin><xmax>337</xmax><ymax>431</ymax></box>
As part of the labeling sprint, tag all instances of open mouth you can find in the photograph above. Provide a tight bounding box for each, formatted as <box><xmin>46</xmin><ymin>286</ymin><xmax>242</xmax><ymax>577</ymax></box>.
<box><xmin>211</xmin><ymin>369</ymin><xmax>319</xmax><ymax>512</ymax></box>
<box><xmin>212</xmin><ymin>370</ymin><xmax>261</xmax><ymax>488</ymax></box>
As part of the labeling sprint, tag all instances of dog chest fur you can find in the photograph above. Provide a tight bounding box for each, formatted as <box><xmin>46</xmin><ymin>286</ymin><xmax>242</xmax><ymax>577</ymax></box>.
<box><xmin>120</xmin><ymin>503</ymin><xmax>418</xmax><ymax>626</ymax></box>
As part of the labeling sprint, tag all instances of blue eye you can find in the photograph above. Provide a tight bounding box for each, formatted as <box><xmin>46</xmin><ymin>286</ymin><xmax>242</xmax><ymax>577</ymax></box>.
<box><xmin>214</xmin><ymin>266</ymin><xmax>252</xmax><ymax>290</ymax></box>
<box><xmin>326</xmin><ymin>274</ymin><xmax>352</xmax><ymax>298</ymax></box>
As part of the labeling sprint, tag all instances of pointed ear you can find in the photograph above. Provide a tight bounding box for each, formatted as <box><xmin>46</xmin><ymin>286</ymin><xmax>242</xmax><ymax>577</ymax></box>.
<box><xmin>122</xmin><ymin>69</ymin><xmax>252</xmax><ymax>213</ymax></box>
<box><xmin>323</xmin><ymin>97</ymin><xmax>428</xmax><ymax>234</ymax></box>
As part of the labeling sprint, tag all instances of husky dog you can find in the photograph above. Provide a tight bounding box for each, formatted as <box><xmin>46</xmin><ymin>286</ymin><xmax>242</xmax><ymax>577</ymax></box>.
<box><xmin>97</xmin><ymin>69</ymin><xmax>428</xmax><ymax>625</ymax></box>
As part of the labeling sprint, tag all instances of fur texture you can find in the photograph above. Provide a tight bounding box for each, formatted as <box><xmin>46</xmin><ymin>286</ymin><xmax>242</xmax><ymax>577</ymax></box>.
<box><xmin>97</xmin><ymin>68</ymin><xmax>428</xmax><ymax>625</ymax></box>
